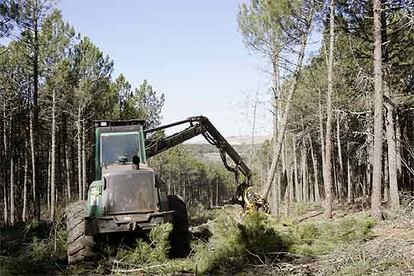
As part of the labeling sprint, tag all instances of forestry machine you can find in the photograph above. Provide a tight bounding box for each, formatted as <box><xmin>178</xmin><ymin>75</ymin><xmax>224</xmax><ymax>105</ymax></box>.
<box><xmin>66</xmin><ymin>116</ymin><xmax>268</xmax><ymax>264</ymax></box>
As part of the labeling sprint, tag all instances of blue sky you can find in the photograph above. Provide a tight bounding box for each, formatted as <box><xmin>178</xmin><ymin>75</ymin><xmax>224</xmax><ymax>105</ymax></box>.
<box><xmin>58</xmin><ymin>0</ymin><xmax>273</xmax><ymax>138</ymax></box>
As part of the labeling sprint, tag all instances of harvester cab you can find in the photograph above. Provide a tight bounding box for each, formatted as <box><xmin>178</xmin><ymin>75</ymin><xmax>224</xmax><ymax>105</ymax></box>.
<box><xmin>85</xmin><ymin>120</ymin><xmax>170</xmax><ymax>226</ymax></box>
<box><xmin>95</xmin><ymin>120</ymin><xmax>146</xmax><ymax>173</ymax></box>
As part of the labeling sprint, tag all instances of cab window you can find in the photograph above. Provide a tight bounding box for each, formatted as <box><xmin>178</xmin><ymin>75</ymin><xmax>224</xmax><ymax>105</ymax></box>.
<box><xmin>100</xmin><ymin>132</ymin><xmax>139</xmax><ymax>165</ymax></box>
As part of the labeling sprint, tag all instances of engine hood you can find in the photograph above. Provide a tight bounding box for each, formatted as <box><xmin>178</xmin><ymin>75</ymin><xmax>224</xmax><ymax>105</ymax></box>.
<box><xmin>102</xmin><ymin>168</ymin><xmax>158</xmax><ymax>215</ymax></box>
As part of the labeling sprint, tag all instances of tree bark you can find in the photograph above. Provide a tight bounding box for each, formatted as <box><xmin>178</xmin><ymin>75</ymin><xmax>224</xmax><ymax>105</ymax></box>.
<box><xmin>32</xmin><ymin>0</ymin><xmax>40</xmax><ymax>221</ymax></box>
<box><xmin>308</xmin><ymin>134</ymin><xmax>320</xmax><ymax>203</ymax></box>
<box><xmin>281</xmin><ymin>140</ymin><xmax>287</xmax><ymax>211</ymax></box>
<box><xmin>293</xmin><ymin>135</ymin><xmax>300</xmax><ymax>202</ymax></box>
<box><xmin>318</xmin><ymin>91</ymin><xmax>326</xmax><ymax>189</ymax></box>
<box><xmin>209</xmin><ymin>180</ymin><xmax>213</xmax><ymax>208</ymax></box>
<box><xmin>29</xmin><ymin>109</ymin><xmax>37</xmax><ymax>218</ymax></box>
<box><xmin>65</xmin><ymin>144</ymin><xmax>71</xmax><ymax>201</ymax></box>
<box><xmin>336</xmin><ymin>114</ymin><xmax>344</xmax><ymax>201</ymax></box>
<box><xmin>301</xmin><ymin>138</ymin><xmax>307</xmax><ymax>202</ymax></box>
<box><xmin>216</xmin><ymin>178</ymin><xmax>219</xmax><ymax>206</ymax></box>
<box><xmin>22</xmin><ymin>144</ymin><xmax>28</xmax><ymax>222</ymax></box>
<box><xmin>384</xmin><ymin>85</ymin><xmax>399</xmax><ymax>209</ymax></box>
<box><xmin>384</xmin><ymin>152</ymin><xmax>389</xmax><ymax>202</ymax></box>
<box><xmin>371</xmin><ymin>0</ymin><xmax>384</xmax><ymax>220</ymax></box>
<box><xmin>82</xmin><ymin>119</ymin><xmax>87</xmax><ymax>200</ymax></box>
<box><xmin>10</xmin><ymin>154</ymin><xmax>14</xmax><ymax>225</ymax></box>
<box><xmin>3</xmin><ymin>105</ymin><xmax>8</xmax><ymax>224</ymax></box>
<box><xmin>347</xmin><ymin>141</ymin><xmax>353</xmax><ymax>204</ymax></box>
<box><xmin>47</xmin><ymin>150</ymin><xmax>51</xmax><ymax>210</ymax></box>
<box><xmin>395</xmin><ymin>115</ymin><xmax>402</xmax><ymax>176</ymax></box>
<box><xmin>271</xmin><ymin>54</ymin><xmax>281</xmax><ymax>214</ymax></box>
<box><xmin>77</xmin><ymin>108</ymin><xmax>82</xmax><ymax>200</ymax></box>
<box><xmin>324</xmin><ymin>0</ymin><xmax>335</xmax><ymax>219</ymax></box>
<box><xmin>50</xmin><ymin>88</ymin><xmax>56</xmax><ymax>220</ymax></box>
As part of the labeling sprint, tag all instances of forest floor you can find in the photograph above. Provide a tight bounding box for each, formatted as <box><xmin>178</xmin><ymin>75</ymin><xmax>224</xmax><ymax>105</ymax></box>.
<box><xmin>1</xmin><ymin>202</ymin><xmax>414</xmax><ymax>275</ymax></box>
<box><xmin>238</xmin><ymin>206</ymin><xmax>414</xmax><ymax>275</ymax></box>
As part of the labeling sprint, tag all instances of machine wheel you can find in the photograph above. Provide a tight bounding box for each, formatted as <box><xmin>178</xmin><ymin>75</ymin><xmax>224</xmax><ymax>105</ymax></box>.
<box><xmin>66</xmin><ymin>200</ymin><xmax>96</xmax><ymax>264</ymax></box>
<box><xmin>168</xmin><ymin>195</ymin><xmax>191</xmax><ymax>257</ymax></box>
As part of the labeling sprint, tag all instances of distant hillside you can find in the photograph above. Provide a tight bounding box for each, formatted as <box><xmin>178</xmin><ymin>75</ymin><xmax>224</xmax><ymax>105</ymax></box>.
<box><xmin>183</xmin><ymin>135</ymin><xmax>270</xmax><ymax>164</ymax></box>
<box><xmin>225</xmin><ymin>135</ymin><xmax>272</xmax><ymax>145</ymax></box>
<box><xmin>185</xmin><ymin>134</ymin><xmax>272</xmax><ymax>145</ymax></box>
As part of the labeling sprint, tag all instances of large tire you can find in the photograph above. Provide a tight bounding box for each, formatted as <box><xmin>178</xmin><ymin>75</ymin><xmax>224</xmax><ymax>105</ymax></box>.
<box><xmin>66</xmin><ymin>200</ymin><xmax>96</xmax><ymax>264</ymax></box>
<box><xmin>168</xmin><ymin>195</ymin><xmax>191</xmax><ymax>257</ymax></box>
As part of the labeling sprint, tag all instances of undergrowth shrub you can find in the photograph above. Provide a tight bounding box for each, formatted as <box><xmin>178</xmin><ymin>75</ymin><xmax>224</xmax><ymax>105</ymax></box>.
<box><xmin>290</xmin><ymin>214</ymin><xmax>375</xmax><ymax>255</ymax></box>
<box><xmin>188</xmin><ymin>203</ymin><xmax>220</xmax><ymax>226</ymax></box>
<box><xmin>292</xmin><ymin>202</ymin><xmax>322</xmax><ymax>216</ymax></box>
<box><xmin>195</xmin><ymin>211</ymin><xmax>292</xmax><ymax>274</ymax></box>
<box><xmin>116</xmin><ymin>223</ymin><xmax>172</xmax><ymax>265</ymax></box>
<box><xmin>0</xmin><ymin>210</ymin><xmax>67</xmax><ymax>274</ymax></box>
<box><xmin>322</xmin><ymin>239</ymin><xmax>414</xmax><ymax>275</ymax></box>
<box><xmin>240</xmin><ymin>211</ymin><xmax>291</xmax><ymax>258</ymax></box>
<box><xmin>111</xmin><ymin>211</ymin><xmax>375</xmax><ymax>274</ymax></box>
<box><xmin>114</xmin><ymin>223</ymin><xmax>195</xmax><ymax>274</ymax></box>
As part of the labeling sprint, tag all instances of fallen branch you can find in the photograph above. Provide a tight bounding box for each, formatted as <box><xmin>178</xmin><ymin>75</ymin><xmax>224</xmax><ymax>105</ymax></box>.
<box><xmin>110</xmin><ymin>261</ymin><xmax>166</xmax><ymax>273</ymax></box>
<box><xmin>297</xmin><ymin>211</ymin><xmax>324</xmax><ymax>223</ymax></box>
<box><xmin>268</xmin><ymin>251</ymin><xmax>308</xmax><ymax>259</ymax></box>
<box><xmin>246</xmin><ymin>249</ymin><xmax>265</xmax><ymax>264</ymax></box>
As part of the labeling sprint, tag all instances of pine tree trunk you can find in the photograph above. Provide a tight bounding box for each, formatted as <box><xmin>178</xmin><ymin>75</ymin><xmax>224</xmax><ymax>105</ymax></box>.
<box><xmin>216</xmin><ymin>178</ymin><xmax>219</xmax><ymax>206</ymax></box>
<box><xmin>65</xmin><ymin>145</ymin><xmax>71</xmax><ymax>201</ymax></box>
<box><xmin>288</xmin><ymin>143</ymin><xmax>294</xmax><ymax>214</ymax></box>
<box><xmin>263</xmin><ymin>7</ymin><xmax>314</xmax><ymax>199</ymax></box>
<box><xmin>77</xmin><ymin>108</ymin><xmax>82</xmax><ymax>200</ymax></box>
<box><xmin>293</xmin><ymin>135</ymin><xmax>299</xmax><ymax>202</ymax></box>
<box><xmin>10</xmin><ymin>154</ymin><xmax>14</xmax><ymax>225</ymax></box>
<box><xmin>333</xmin><ymin>148</ymin><xmax>338</xmax><ymax>198</ymax></box>
<box><xmin>32</xmin><ymin>6</ymin><xmax>40</xmax><ymax>221</ymax></box>
<box><xmin>336</xmin><ymin>114</ymin><xmax>344</xmax><ymax>201</ymax></box>
<box><xmin>319</xmin><ymin>91</ymin><xmax>326</xmax><ymax>189</ymax></box>
<box><xmin>3</xmin><ymin>184</ymin><xmax>7</xmax><ymax>225</ymax></box>
<box><xmin>50</xmin><ymin>89</ymin><xmax>56</xmax><ymax>220</ymax></box>
<box><xmin>22</xmin><ymin>146</ymin><xmax>28</xmax><ymax>222</ymax></box>
<box><xmin>347</xmin><ymin>141</ymin><xmax>353</xmax><ymax>204</ymax></box>
<box><xmin>384</xmin><ymin>84</ymin><xmax>399</xmax><ymax>209</ymax></box>
<box><xmin>364</xmin><ymin>168</ymin><xmax>369</xmax><ymax>198</ymax></box>
<box><xmin>3</xmin><ymin>106</ymin><xmax>8</xmax><ymax>224</ymax></box>
<box><xmin>250</xmin><ymin>93</ymin><xmax>258</xmax><ymax>168</ymax></box>
<box><xmin>281</xmin><ymin>141</ymin><xmax>287</xmax><ymax>209</ymax></box>
<box><xmin>308</xmin><ymin>135</ymin><xmax>320</xmax><ymax>203</ymax></box>
<box><xmin>209</xmin><ymin>180</ymin><xmax>213</xmax><ymax>208</ymax></box>
<box><xmin>324</xmin><ymin>0</ymin><xmax>335</xmax><ymax>218</ymax></box>
<box><xmin>288</xmin><ymin>167</ymin><xmax>293</xmax><ymax>214</ymax></box>
<box><xmin>29</xmin><ymin>110</ymin><xmax>37</xmax><ymax>218</ymax></box>
<box><xmin>395</xmin><ymin>115</ymin><xmax>402</xmax><ymax>176</ymax></box>
<box><xmin>272</xmin><ymin>54</ymin><xmax>281</xmax><ymax>214</ymax></box>
<box><xmin>384</xmin><ymin>152</ymin><xmax>389</xmax><ymax>203</ymax></box>
<box><xmin>82</xmin><ymin>120</ymin><xmax>87</xmax><ymax>200</ymax></box>
<box><xmin>301</xmin><ymin>139</ymin><xmax>307</xmax><ymax>202</ymax></box>
<box><xmin>371</xmin><ymin>0</ymin><xmax>384</xmax><ymax>220</ymax></box>
<box><xmin>47</xmin><ymin>150</ymin><xmax>51</xmax><ymax>210</ymax></box>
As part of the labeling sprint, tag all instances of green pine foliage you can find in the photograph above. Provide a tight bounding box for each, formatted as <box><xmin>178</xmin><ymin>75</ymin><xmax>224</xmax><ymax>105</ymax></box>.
<box><xmin>195</xmin><ymin>210</ymin><xmax>375</xmax><ymax>274</ymax></box>
<box><xmin>0</xmin><ymin>214</ymin><xmax>67</xmax><ymax>274</ymax></box>
<box><xmin>289</xmin><ymin>214</ymin><xmax>375</xmax><ymax>255</ymax></box>
<box><xmin>195</xmin><ymin>210</ymin><xmax>293</xmax><ymax>274</ymax></box>
<box><xmin>114</xmin><ymin>223</ymin><xmax>195</xmax><ymax>275</ymax></box>
<box><xmin>116</xmin><ymin>223</ymin><xmax>172</xmax><ymax>265</ymax></box>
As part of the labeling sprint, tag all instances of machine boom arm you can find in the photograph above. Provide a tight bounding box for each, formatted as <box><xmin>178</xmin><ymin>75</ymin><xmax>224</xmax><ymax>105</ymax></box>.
<box><xmin>144</xmin><ymin>116</ymin><xmax>268</xmax><ymax>211</ymax></box>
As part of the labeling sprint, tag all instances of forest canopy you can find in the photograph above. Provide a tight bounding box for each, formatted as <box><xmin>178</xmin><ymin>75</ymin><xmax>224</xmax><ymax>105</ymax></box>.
<box><xmin>0</xmin><ymin>0</ymin><xmax>166</xmax><ymax>222</ymax></box>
